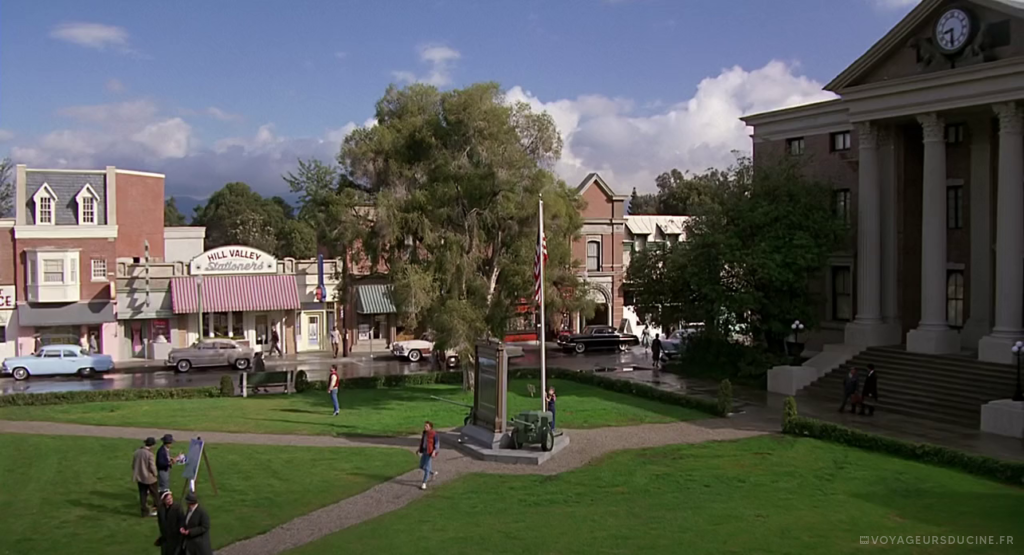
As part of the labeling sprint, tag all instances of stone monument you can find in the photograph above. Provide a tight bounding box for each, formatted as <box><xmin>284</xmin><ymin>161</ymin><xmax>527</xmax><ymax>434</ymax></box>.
<box><xmin>459</xmin><ymin>341</ymin><xmax>510</xmax><ymax>449</ymax></box>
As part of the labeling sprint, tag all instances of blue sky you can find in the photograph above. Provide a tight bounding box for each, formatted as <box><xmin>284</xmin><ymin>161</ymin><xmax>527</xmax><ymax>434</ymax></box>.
<box><xmin>0</xmin><ymin>0</ymin><xmax>918</xmax><ymax>201</ymax></box>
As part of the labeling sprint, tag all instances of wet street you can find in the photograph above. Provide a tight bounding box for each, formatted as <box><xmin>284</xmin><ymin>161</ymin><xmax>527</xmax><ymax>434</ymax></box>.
<box><xmin>0</xmin><ymin>345</ymin><xmax>658</xmax><ymax>395</ymax></box>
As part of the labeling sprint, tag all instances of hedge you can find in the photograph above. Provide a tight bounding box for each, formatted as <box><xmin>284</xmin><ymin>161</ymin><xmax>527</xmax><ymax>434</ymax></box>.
<box><xmin>0</xmin><ymin>387</ymin><xmax>223</xmax><ymax>408</ymax></box>
<box><xmin>296</xmin><ymin>370</ymin><xmax>464</xmax><ymax>392</ymax></box>
<box><xmin>783</xmin><ymin>413</ymin><xmax>1024</xmax><ymax>487</ymax></box>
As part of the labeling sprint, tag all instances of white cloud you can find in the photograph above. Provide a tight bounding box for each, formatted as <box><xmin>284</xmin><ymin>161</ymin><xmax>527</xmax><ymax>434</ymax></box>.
<box><xmin>206</xmin><ymin>107</ymin><xmax>244</xmax><ymax>122</ymax></box>
<box><xmin>49</xmin><ymin>22</ymin><xmax>138</xmax><ymax>55</ymax></box>
<box><xmin>393</xmin><ymin>43</ymin><xmax>462</xmax><ymax>87</ymax></box>
<box><xmin>869</xmin><ymin>0</ymin><xmax>920</xmax><ymax>10</ymax></box>
<box><xmin>132</xmin><ymin>119</ymin><xmax>192</xmax><ymax>158</ymax></box>
<box><xmin>58</xmin><ymin>100</ymin><xmax>160</xmax><ymax>128</ymax></box>
<box><xmin>506</xmin><ymin>60</ymin><xmax>836</xmax><ymax>193</ymax></box>
<box><xmin>0</xmin><ymin>129</ymin><xmax>14</xmax><ymax>142</ymax></box>
<box><xmin>105</xmin><ymin>78</ymin><xmax>126</xmax><ymax>93</ymax></box>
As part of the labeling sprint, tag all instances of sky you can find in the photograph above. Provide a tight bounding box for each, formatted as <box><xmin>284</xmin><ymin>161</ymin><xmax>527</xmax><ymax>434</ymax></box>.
<box><xmin>0</xmin><ymin>0</ymin><xmax>921</xmax><ymax>203</ymax></box>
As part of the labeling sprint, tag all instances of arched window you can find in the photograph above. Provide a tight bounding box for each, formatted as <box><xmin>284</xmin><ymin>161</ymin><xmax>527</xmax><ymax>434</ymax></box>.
<box><xmin>586</xmin><ymin>240</ymin><xmax>601</xmax><ymax>272</ymax></box>
<box><xmin>946</xmin><ymin>271</ymin><xmax>965</xmax><ymax>328</ymax></box>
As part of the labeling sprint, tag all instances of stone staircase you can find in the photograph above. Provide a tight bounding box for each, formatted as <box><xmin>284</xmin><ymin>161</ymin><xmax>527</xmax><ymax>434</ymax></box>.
<box><xmin>801</xmin><ymin>346</ymin><xmax>1020</xmax><ymax>428</ymax></box>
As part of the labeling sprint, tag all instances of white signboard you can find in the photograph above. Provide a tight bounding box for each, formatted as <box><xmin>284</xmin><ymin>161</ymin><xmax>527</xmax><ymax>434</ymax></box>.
<box><xmin>0</xmin><ymin>285</ymin><xmax>15</xmax><ymax>310</ymax></box>
<box><xmin>190</xmin><ymin>246</ymin><xmax>278</xmax><ymax>275</ymax></box>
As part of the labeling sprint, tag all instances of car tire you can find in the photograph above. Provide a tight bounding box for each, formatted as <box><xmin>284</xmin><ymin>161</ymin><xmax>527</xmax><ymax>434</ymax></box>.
<box><xmin>617</xmin><ymin>342</ymin><xmax>628</xmax><ymax>353</ymax></box>
<box><xmin>541</xmin><ymin>428</ymin><xmax>554</xmax><ymax>452</ymax></box>
<box><xmin>574</xmin><ymin>343</ymin><xmax>586</xmax><ymax>354</ymax></box>
<box><xmin>234</xmin><ymin>358</ymin><xmax>250</xmax><ymax>370</ymax></box>
<box><xmin>11</xmin><ymin>367</ymin><xmax>29</xmax><ymax>381</ymax></box>
<box><xmin>407</xmin><ymin>349</ymin><xmax>422</xmax><ymax>362</ymax></box>
<box><xmin>176</xmin><ymin>360</ymin><xmax>192</xmax><ymax>373</ymax></box>
<box><xmin>78</xmin><ymin>367</ymin><xmax>96</xmax><ymax>379</ymax></box>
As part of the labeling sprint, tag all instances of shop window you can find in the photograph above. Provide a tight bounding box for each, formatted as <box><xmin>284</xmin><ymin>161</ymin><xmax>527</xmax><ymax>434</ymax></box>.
<box><xmin>232</xmin><ymin>312</ymin><xmax>243</xmax><ymax>339</ymax></box>
<box><xmin>947</xmin><ymin>270</ymin><xmax>965</xmax><ymax>328</ymax></box>
<box><xmin>255</xmin><ymin>315</ymin><xmax>269</xmax><ymax>345</ymax></box>
<box><xmin>831</xmin><ymin>266</ymin><xmax>852</xmax><ymax>322</ymax></box>
<box><xmin>947</xmin><ymin>186</ymin><xmax>963</xmax><ymax>229</ymax></box>
<box><xmin>0</xmin><ymin>327</ymin><xmax>5</xmax><ymax>343</ymax></box>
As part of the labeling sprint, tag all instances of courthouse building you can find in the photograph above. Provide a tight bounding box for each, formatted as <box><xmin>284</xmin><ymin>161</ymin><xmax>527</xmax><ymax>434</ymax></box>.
<box><xmin>742</xmin><ymin>0</ymin><xmax>1024</xmax><ymax>364</ymax></box>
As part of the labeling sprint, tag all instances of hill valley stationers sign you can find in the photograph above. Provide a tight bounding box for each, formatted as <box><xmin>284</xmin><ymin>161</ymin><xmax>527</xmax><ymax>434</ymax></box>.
<box><xmin>189</xmin><ymin>246</ymin><xmax>278</xmax><ymax>275</ymax></box>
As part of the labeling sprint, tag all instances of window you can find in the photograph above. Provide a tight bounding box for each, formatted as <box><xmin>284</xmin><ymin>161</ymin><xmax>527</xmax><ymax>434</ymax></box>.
<box><xmin>945</xmin><ymin>123</ymin><xmax>965</xmax><ymax>144</ymax></box>
<box><xmin>43</xmin><ymin>259</ymin><xmax>65</xmax><ymax>283</ymax></box>
<box><xmin>81</xmin><ymin>196</ymin><xmax>96</xmax><ymax>224</ymax></box>
<box><xmin>39</xmin><ymin>197</ymin><xmax>54</xmax><ymax>224</ymax></box>
<box><xmin>586</xmin><ymin>240</ymin><xmax>601</xmax><ymax>272</ymax></box>
<box><xmin>947</xmin><ymin>271</ymin><xmax>965</xmax><ymax>328</ymax></box>
<box><xmin>33</xmin><ymin>184</ymin><xmax>57</xmax><ymax>225</ymax></box>
<box><xmin>28</xmin><ymin>260</ymin><xmax>37</xmax><ymax>285</ymax></box>
<box><xmin>786</xmin><ymin>137</ymin><xmax>805</xmax><ymax>155</ymax></box>
<box><xmin>834</xmin><ymin>189</ymin><xmax>852</xmax><ymax>224</ymax></box>
<box><xmin>831</xmin><ymin>266</ymin><xmax>853</xmax><ymax>321</ymax></box>
<box><xmin>947</xmin><ymin>186</ymin><xmax>963</xmax><ymax>229</ymax></box>
<box><xmin>42</xmin><ymin>350</ymin><xmax>62</xmax><ymax>358</ymax></box>
<box><xmin>91</xmin><ymin>259</ymin><xmax>107</xmax><ymax>281</ymax></box>
<box><xmin>831</xmin><ymin>131</ymin><xmax>851</xmax><ymax>152</ymax></box>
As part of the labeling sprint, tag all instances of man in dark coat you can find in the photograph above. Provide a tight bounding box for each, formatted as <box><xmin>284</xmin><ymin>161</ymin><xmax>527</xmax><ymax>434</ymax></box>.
<box><xmin>838</xmin><ymin>368</ymin><xmax>859</xmax><ymax>413</ymax></box>
<box><xmin>859</xmin><ymin>364</ymin><xmax>878</xmax><ymax>416</ymax></box>
<box><xmin>650</xmin><ymin>334</ymin><xmax>662</xmax><ymax>368</ymax></box>
<box><xmin>180</xmin><ymin>492</ymin><xmax>213</xmax><ymax>555</ymax></box>
<box><xmin>155</xmin><ymin>489</ymin><xmax>184</xmax><ymax>555</ymax></box>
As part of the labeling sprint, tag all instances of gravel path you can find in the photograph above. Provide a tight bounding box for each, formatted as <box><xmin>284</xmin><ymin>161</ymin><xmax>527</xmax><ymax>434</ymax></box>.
<box><xmin>0</xmin><ymin>418</ymin><xmax>766</xmax><ymax>555</ymax></box>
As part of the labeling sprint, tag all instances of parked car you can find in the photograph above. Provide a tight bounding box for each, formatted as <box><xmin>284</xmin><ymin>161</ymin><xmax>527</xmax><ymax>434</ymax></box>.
<box><xmin>167</xmin><ymin>339</ymin><xmax>254</xmax><ymax>373</ymax></box>
<box><xmin>660</xmin><ymin>326</ymin><xmax>702</xmax><ymax>360</ymax></box>
<box><xmin>392</xmin><ymin>335</ymin><xmax>527</xmax><ymax>368</ymax></box>
<box><xmin>557</xmin><ymin>325</ymin><xmax>640</xmax><ymax>354</ymax></box>
<box><xmin>1</xmin><ymin>345</ymin><xmax>115</xmax><ymax>381</ymax></box>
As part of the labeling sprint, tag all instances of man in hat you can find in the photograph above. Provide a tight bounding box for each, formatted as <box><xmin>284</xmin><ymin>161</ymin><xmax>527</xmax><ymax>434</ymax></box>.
<box><xmin>132</xmin><ymin>437</ymin><xmax>159</xmax><ymax>517</ymax></box>
<box><xmin>180</xmin><ymin>492</ymin><xmax>213</xmax><ymax>555</ymax></box>
<box><xmin>155</xmin><ymin>489</ymin><xmax>184</xmax><ymax>555</ymax></box>
<box><xmin>156</xmin><ymin>434</ymin><xmax>176</xmax><ymax>491</ymax></box>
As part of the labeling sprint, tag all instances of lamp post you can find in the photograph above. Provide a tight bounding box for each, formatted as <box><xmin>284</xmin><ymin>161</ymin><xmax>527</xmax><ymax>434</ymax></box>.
<box><xmin>196</xmin><ymin>275</ymin><xmax>205</xmax><ymax>341</ymax></box>
<box><xmin>790</xmin><ymin>320</ymin><xmax>805</xmax><ymax>362</ymax></box>
<box><xmin>1011</xmin><ymin>341</ymin><xmax>1024</xmax><ymax>402</ymax></box>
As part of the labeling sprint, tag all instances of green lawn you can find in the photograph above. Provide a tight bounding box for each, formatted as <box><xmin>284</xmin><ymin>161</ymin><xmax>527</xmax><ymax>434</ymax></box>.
<box><xmin>0</xmin><ymin>434</ymin><xmax>415</xmax><ymax>555</ymax></box>
<box><xmin>289</xmin><ymin>436</ymin><xmax>1024</xmax><ymax>555</ymax></box>
<box><xmin>0</xmin><ymin>378</ymin><xmax>708</xmax><ymax>437</ymax></box>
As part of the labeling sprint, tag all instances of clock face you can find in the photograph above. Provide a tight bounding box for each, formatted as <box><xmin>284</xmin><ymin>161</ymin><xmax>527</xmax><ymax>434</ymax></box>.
<box><xmin>935</xmin><ymin>8</ymin><xmax>971</xmax><ymax>53</ymax></box>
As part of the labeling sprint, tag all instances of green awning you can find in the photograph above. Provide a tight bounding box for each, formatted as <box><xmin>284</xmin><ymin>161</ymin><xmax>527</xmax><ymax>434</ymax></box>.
<box><xmin>356</xmin><ymin>284</ymin><xmax>397</xmax><ymax>314</ymax></box>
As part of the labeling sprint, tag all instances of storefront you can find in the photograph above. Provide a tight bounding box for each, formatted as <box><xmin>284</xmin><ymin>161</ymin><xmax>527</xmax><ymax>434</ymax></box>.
<box><xmin>506</xmin><ymin>300</ymin><xmax>538</xmax><ymax>342</ymax></box>
<box><xmin>169</xmin><ymin>246</ymin><xmax>303</xmax><ymax>353</ymax></box>
<box><xmin>115</xmin><ymin>269</ymin><xmax>180</xmax><ymax>361</ymax></box>
<box><xmin>15</xmin><ymin>300</ymin><xmax>118</xmax><ymax>355</ymax></box>
<box><xmin>296</xmin><ymin>255</ymin><xmax>338</xmax><ymax>353</ymax></box>
<box><xmin>0</xmin><ymin>285</ymin><xmax>16</xmax><ymax>360</ymax></box>
<box><xmin>353</xmin><ymin>283</ymin><xmax>398</xmax><ymax>348</ymax></box>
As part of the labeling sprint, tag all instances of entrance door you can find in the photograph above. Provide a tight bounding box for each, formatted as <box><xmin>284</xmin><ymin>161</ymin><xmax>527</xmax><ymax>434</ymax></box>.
<box><xmin>307</xmin><ymin>315</ymin><xmax>321</xmax><ymax>350</ymax></box>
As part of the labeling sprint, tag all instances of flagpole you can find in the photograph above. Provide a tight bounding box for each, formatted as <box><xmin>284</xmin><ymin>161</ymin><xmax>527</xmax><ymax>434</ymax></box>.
<box><xmin>538</xmin><ymin>195</ymin><xmax>547</xmax><ymax>412</ymax></box>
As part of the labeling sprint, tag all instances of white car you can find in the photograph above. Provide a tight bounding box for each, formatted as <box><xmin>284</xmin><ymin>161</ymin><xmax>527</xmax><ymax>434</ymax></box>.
<box><xmin>391</xmin><ymin>334</ymin><xmax>437</xmax><ymax>363</ymax></box>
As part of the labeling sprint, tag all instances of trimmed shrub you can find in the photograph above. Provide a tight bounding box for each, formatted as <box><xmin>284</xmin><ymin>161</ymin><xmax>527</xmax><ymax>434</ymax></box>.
<box><xmin>0</xmin><ymin>387</ymin><xmax>222</xmax><ymax>408</ymax></box>
<box><xmin>294</xmin><ymin>370</ymin><xmax>311</xmax><ymax>393</ymax></box>
<box><xmin>304</xmin><ymin>370</ymin><xmax>464</xmax><ymax>391</ymax></box>
<box><xmin>717</xmin><ymin>379</ymin><xmax>733</xmax><ymax>416</ymax></box>
<box><xmin>782</xmin><ymin>396</ymin><xmax>798</xmax><ymax>430</ymax></box>
<box><xmin>219</xmin><ymin>375</ymin><xmax>234</xmax><ymax>397</ymax></box>
<box><xmin>783</xmin><ymin>416</ymin><xmax>1024</xmax><ymax>487</ymax></box>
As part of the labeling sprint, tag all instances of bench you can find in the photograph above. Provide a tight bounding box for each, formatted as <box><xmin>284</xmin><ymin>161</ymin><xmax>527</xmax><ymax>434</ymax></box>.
<box><xmin>239</xmin><ymin>371</ymin><xmax>294</xmax><ymax>397</ymax></box>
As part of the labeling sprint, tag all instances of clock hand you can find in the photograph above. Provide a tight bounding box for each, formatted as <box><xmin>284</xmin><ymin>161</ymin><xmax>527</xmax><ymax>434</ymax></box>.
<box><xmin>944</xmin><ymin>28</ymin><xmax>954</xmax><ymax>43</ymax></box>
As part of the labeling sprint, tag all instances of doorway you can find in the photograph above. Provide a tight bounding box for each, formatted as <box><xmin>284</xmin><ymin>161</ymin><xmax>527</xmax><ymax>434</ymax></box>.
<box><xmin>307</xmin><ymin>314</ymin><xmax>322</xmax><ymax>350</ymax></box>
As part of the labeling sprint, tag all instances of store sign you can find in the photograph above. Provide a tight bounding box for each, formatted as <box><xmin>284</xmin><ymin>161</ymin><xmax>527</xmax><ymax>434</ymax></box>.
<box><xmin>0</xmin><ymin>285</ymin><xmax>15</xmax><ymax>310</ymax></box>
<box><xmin>190</xmin><ymin>246</ymin><xmax>278</xmax><ymax>275</ymax></box>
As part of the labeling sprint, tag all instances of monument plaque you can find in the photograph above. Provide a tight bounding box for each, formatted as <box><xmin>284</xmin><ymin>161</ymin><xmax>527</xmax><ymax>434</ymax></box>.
<box><xmin>462</xmin><ymin>341</ymin><xmax>508</xmax><ymax>448</ymax></box>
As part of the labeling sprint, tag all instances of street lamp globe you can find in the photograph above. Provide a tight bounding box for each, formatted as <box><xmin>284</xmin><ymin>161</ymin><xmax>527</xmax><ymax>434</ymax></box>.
<box><xmin>791</xmin><ymin>320</ymin><xmax>804</xmax><ymax>331</ymax></box>
<box><xmin>1013</xmin><ymin>341</ymin><xmax>1023</xmax><ymax>354</ymax></box>
<box><xmin>195</xmin><ymin>274</ymin><xmax>204</xmax><ymax>286</ymax></box>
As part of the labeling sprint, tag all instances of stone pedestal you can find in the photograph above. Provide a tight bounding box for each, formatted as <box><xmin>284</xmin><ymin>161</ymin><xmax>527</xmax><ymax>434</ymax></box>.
<box><xmin>980</xmin><ymin>399</ymin><xmax>1024</xmax><ymax>439</ymax></box>
<box><xmin>767</xmin><ymin>365</ymin><xmax>820</xmax><ymax>396</ymax></box>
<box><xmin>459</xmin><ymin>423</ymin><xmax>511</xmax><ymax>449</ymax></box>
<box><xmin>906</xmin><ymin>327</ymin><xmax>961</xmax><ymax>355</ymax></box>
<box><xmin>844</xmin><ymin>320</ymin><xmax>901</xmax><ymax>348</ymax></box>
<box><xmin>977</xmin><ymin>334</ymin><xmax>1021</xmax><ymax>365</ymax></box>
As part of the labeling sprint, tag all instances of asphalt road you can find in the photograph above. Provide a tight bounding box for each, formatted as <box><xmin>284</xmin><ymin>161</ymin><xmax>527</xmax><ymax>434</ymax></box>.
<box><xmin>0</xmin><ymin>346</ymin><xmax>658</xmax><ymax>395</ymax></box>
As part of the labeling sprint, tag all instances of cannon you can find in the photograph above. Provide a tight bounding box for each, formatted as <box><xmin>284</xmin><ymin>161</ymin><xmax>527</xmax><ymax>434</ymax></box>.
<box><xmin>429</xmin><ymin>395</ymin><xmax>476</xmax><ymax>426</ymax></box>
<box><xmin>508</xmin><ymin>410</ymin><xmax>560</xmax><ymax>452</ymax></box>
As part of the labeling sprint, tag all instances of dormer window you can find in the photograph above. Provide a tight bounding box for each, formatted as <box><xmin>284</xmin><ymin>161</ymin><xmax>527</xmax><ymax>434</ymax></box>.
<box><xmin>76</xmin><ymin>184</ymin><xmax>100</xmax><ymax>225</ymax></box>
<box><xmin>32</xmin><ymin>183</ymin><xmax>57</xmax><ymax>225</ymax></box>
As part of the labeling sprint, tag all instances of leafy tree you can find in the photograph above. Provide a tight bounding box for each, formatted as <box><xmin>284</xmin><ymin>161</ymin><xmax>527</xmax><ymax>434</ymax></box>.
<box><xmin>285</xmin><ymin>158</ymin><xmax>371</xmax><ymax>356</ymax></box>
<box><xmin>191</xmin><ymin>182</ymin><xmax>312</xmax><ymax>258</ymax></box>
<box><xmin>340</xmin><ymin>82</ymin><xmax>591</xmax><ymax>381</ymax></box>
<box><xmin>626</xmin><ymin>156</ymin><xmax>843</xmax><ymax>350</ymax></box>
<box><xmin>164</xmin><ymin>197</ymin><xmax>188</xmax><ymax>226</ymax></box>
<box><xmin>0</xmin><ymin>158</ymin><xmax>13</xmax><ymax>218</ymax></box>
<box><xmin>628</xmin><ymin>188</ymin><xmax>659</xmax><ymax>215</ymax></box>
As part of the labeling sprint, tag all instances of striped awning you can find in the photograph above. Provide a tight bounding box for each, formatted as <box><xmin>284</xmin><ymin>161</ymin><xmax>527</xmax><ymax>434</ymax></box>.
<box><xmin>170</xmin><ymin>275</ymin><xmax>301</xmax><ymax>314</ymax></box>
<box><xmin>356</xmin><ymin>284</ymin><xmax>397</xmax><ymax>314</ymax></box>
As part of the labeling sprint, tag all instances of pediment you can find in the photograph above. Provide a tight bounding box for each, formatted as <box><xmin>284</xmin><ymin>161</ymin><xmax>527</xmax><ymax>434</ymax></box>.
<box><xmin>828</xmin><ymin>0</ymin><xmax>1024</xmax><ymax>92</ymax></box>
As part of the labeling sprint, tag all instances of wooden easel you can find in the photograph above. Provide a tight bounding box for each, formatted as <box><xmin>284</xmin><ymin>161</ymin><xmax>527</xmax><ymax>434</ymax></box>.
<box><xmin>179</xmin><ymin>437</ymin><xmax>218</xmax><ymax>499</ymax></box>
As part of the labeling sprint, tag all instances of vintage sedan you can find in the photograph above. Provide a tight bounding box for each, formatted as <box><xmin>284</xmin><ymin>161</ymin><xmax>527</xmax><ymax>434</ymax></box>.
<box><xmin>1</xmin><ymin>345</ymin><xmax>115</xmax><ymax>381</ymax></box>
<box><xmin>557</xmin><ymin>325</ymin><xmax>640</xmax><ymax>354</ymax></box>
<box><xmin>167</xmin><ymin>339</ymin><xmax>255</xmax><ymax>373</ymax></box>
<box><xmin>659</xmin><ymin>326</ymin><xmax>703</xmax><ymax>360</ymax></box>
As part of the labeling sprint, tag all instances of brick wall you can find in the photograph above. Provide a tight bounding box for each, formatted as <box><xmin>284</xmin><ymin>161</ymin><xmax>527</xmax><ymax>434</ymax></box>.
<box><xmin>0</xmin><ymin>226</ymin><xmax>14</xmax><ymax>285</ymax></box>
<box><xmin>14</xmin><ymin>238</ymin><xmax>116</xmax><ymax>302</ymax></box>
<box><xmin>115</xmin><ymin>172</ymin><xmax>165</xmax><ymax>260</ymax></box>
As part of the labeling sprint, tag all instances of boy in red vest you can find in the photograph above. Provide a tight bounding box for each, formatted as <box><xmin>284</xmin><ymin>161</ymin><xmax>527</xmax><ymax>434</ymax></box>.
<box><xmin>417</xmin><ymin>421</ymin><xmax>439</xmax><ymax>490</ymax></box>
<box><xmin>328</xmin><ymin>366</ymin><xmax>340</xmax><ymax>416</ymax></box>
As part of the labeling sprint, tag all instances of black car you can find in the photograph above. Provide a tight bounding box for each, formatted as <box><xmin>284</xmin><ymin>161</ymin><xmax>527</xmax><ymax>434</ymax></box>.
<box><xmin>557</xmin><ymin>325</ymin><xmax>640</xmax><ymax>354</ymax></box>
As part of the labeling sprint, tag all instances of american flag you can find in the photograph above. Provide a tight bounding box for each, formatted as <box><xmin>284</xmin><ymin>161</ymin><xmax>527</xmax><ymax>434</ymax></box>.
<box><xmin>534</xmin><ymin>231</ymin><xmax>548</xmax><ymax>304</ymax></box>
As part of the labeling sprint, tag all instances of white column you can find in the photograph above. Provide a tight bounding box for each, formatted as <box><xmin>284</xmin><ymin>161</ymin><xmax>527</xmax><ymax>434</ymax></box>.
<box><xmin>907</xmin><ymin>113</ymin><xmax>960</xmax><ymax>354</ymax></box>
<box><xmin>846</xmin><ymin>122</ymin><xmax>900</xmax><ymax>346</ymax></box>
<box><xmin>979</xmin><ymin>103</ymin><xmax>1024</xmax><ymax>364</ymax></box>
<box><xmin>962</xmin><ymin>118</ymin><xmax>993</xmax><ymax>348</ymax></box>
